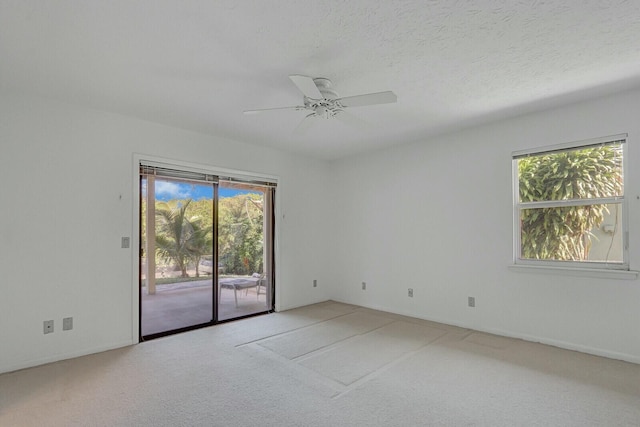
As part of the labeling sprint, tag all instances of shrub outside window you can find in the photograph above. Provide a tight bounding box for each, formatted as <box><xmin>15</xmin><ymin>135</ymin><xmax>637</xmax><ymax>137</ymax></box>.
<box><xmin>513</xmin><ymin>135</ymin><xmax>627</xmax><ymax>270</ymax></box>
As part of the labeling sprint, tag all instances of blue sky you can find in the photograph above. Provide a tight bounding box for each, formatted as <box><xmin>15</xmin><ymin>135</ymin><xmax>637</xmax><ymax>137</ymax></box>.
<box><xmin>144</xmin><ymin>179</ymin><xmax>254</xmax><ymax>201</ymax></box>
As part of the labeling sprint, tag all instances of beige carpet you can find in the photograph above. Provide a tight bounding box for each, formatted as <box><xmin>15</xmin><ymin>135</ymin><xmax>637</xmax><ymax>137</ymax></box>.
<box><xmin>1</xmin><ymin>301</ymin><xmax>639</xmax><ymax>426</ymax></box>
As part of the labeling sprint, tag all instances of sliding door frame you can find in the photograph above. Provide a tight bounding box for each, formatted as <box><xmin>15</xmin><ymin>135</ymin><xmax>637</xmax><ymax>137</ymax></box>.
<box><xmin>132</xmin><ymin>154</ymin><xmax>280</xmax><ymax>343</ymax></box>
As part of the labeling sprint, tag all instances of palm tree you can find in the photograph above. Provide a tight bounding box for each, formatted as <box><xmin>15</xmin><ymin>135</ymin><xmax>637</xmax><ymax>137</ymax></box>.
<box><xmin>190</xmin><ymin>224</ymin><xmax>212</xmax><ymax>277</ymax></box>
<box><xmin>155</xmin><ymin>199</ymin><xmax>210</xmax><ymax>278</ymax></box>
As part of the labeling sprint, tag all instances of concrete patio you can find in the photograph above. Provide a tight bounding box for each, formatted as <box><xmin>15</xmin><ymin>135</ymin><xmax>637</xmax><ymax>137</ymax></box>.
<box><xmin>141</xmin><ymin>279</ymin><xmax>269</xmax><ymax>337</ymax></box>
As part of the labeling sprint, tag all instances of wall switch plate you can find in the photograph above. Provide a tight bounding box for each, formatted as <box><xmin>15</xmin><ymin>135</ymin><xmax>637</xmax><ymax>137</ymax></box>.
<box><xmin>468</xmin><ymin>296</ymin><xmax>475</xmax><ymax>307</ymax></box>
<box><xmin>408</xmin><ymin>288</ymin><xmax>413</xmax><ymax>297</ymax></box>
<box><xmin>121</xmin><ymin>237</ymin><xmax>130</xmax><ymax>248</ymax></box>
<box><xmin>313</xmin><ymin>279</ymin><xmax>317</xmax><ymax>287</ymax></box>
<box><xmin>362</xmin><ymin>282</ymin><xmax>366</xmax><ymax>290</ymax></box>
<box><xmin>63</xmin><ymin>317</ymin><xmax>73</xmax><ymax>331</ymax></box>
<box><xmin>43</xmin><ymin>320</ymin><xmax>54</xmax><ymax>334</ymax></box>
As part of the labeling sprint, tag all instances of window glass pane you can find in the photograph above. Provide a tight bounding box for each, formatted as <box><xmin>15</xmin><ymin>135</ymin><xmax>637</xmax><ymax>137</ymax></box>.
<box><xmin>519</xmin><ymin>203</ymin><xmax>623</xmax><ymax>263</ymax></box>
<box><xmin>218</xmin><ymin>182</ymin><xmax>271</xmax><ymax>321</ymax></box>
<box><xmin>140</xmin><ymin>177</ymin><xmax>214</xmax><ymax>337</ymax></box>
<box><xmin>518</xmin><ymin>144</ymin><xmax>623</xmax><ymax>203</ymax></box>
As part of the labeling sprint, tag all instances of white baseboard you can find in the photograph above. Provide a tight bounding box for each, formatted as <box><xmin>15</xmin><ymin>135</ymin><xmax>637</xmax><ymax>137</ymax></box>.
<box><xmin>6</xmin><ymin>299</ymin><xmax>637</xmax><ymax>374</ymax></box>
<box><xmin>482</xmin><ymin>327</ymin><xmax>640</xmax><ymax>365</ymax></box>
<box><xmin>277</xmin><ymin>297</ymin><xmax>332</xmax><ymax>313</ymax></box>
<box><xmin>329</xmin><ymin>298</ymin><xmax>640</xmax><ymax>365</ymax></box>
<box><xmin>0</xmin><ymin>339</ymin><xmax>135</xmax><ymax>374</ymax></box>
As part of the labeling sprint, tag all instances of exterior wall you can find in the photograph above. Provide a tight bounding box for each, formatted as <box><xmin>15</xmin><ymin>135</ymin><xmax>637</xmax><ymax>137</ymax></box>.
<box><xmin>588</xmin><ymin>205</ymin><xmax>623</xmax><ymax>263</ymax></box>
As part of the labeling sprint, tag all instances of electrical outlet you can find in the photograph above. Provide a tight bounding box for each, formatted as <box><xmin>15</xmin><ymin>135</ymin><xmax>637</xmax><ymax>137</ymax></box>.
<box><xmin>468</xmin><ymin>296</ymin><xmax>475</xmax><ymax>307</ymax></box>
<box><xmin>63</xmin><ymin>317</ymin><xmax>73</xmax><ymax>331</ymax></box>
<box><xmin>121</xmin><ymin>237</ymin><xmax>130</xmax><ymax>248</ymax></box>
<box><xmin>408</xmin><ymin>288</ymin><xmax>413</xmax><ymax>297</ymax></box>
<box><xmin>43</xmin><ymin>320</ymin><xmax>54</xmax><ymax>334</ymax></box>
<box><xmin>313</xmin><ymin>279</ymin><xmax>317</xmax><ymax>287</ymax></box>
<box><xmin>362</xmin><ymin>282</ymin><xmax>366</xmax><ymax>290</ymax></box>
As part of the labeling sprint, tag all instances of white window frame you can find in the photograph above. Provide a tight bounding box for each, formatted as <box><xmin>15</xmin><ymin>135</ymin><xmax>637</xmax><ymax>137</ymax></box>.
<box><xmin>512</xmin><ymin>134</ymin><xmax>629</xmax><ymax>271</ymax></box>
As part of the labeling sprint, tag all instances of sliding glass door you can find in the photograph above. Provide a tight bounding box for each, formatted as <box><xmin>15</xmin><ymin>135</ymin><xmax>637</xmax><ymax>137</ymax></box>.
<box><xmin>217</xmin><ymin>180</ymin><xmax>274</xmax><ymax>321</ymax></box>
<box><xmin>139</xmin><ymin>165</ymin><xmax>274</xmax><ymax>340</ymax></box>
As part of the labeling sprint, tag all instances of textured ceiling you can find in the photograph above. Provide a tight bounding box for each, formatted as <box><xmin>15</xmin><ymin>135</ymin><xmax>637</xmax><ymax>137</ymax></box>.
<box><xmin>2</xmin><ymin>1</ymin><xmax>640</xmax><ymax>159</ymax></box>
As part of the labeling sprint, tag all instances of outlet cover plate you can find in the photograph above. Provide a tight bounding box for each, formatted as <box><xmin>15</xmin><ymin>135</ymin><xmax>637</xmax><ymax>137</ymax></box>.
<box><xmin>468</xmin><ymin>296</ymin><xmax>475</xmax><ymax>307</ymax></box>
<box><xmin>63</xmin><ymin>317</ymin><xmax>73</xmax><ymax>331</ymax></box>
<box><xmin>43</xmin><ymin>320</ymin><xmax>54</xmax><ymax>334</ymax></box>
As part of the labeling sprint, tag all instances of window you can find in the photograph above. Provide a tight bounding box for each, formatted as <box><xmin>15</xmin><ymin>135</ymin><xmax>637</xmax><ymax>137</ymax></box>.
<box><xmin>513</xmin><ymin>135</ymin><xmax>627</xmax><ymax>270</ymax></box>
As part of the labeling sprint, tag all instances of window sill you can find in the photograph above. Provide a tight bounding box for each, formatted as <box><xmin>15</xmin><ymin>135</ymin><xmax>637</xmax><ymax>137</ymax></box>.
<box><xmin>508</xmin><ymin>264</ymin><xmax>639</xmax><ymax>280</ymax></box>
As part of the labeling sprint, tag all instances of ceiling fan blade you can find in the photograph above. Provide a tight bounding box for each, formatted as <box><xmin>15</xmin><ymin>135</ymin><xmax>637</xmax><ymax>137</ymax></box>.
<box><xmin>289</xmin><ymin>75</ymin><xmax>323</xmax><ymax>99</ymax></box>
<box><xmin>334</xmin><ymin>110</ymin><xmax>369</xmax><ymax>129</ymax></box>
<box><xmin>338</xmin><ymin>91</ymin><xmax>397</xmax><ymax>108</ymax></box>
<box><xmin>243</xmin><ymin>105</ymin><xmax>305</xmax><ymax>114</ymax></box>
<box><xmin>293</xmin><ymin>113</ymin><xmax>316</xmax><ymax>135</ymax></box>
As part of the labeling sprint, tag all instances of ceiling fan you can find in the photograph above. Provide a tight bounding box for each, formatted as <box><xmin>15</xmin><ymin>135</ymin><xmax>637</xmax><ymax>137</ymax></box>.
<box><xmin>243</xmin><ymin>75</ymin><xmax>397</xmax><ymax>133</ymax></box>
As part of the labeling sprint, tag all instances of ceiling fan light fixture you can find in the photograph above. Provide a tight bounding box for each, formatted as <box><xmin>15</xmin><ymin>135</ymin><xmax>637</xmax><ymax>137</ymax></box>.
<box><xmin>243</xmin><ymin>75</ymin><xmax>397</xmax><ymax>128</ymax></box>
<box><xmin>315</xmin><ymin>106</ymin><xmax>327</xmax><ymax>118</ymax></box>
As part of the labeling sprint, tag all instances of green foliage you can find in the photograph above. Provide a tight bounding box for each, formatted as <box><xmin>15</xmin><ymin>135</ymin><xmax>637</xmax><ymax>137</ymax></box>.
<box><xmin>218</xmin><ymin>194</ymin><xmax>264</xmax><ymax>275</ymax></box>
<box><xmin>152</xmin><ymin>193</ymin><xmax>264</xmax><ymax>277</ymax></box>
<box><xmin>184</xmin><ymin>199</ymin><xmax>214</xmax><ymax>276</ymax></box>
<box><xmin>518</xmin><ymin>144</ymin><xmax>622</xmax><ymax>261</ymax></box>
<box><xmin>155</xmin><ymin>199</ymin><xmax>212</xmax><ymax>277</ymax></box>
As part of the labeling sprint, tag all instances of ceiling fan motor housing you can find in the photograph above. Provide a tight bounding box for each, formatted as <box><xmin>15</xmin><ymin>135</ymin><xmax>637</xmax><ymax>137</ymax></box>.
<box><xmin>307</xmin><ymin>78</ymin><xmax>341</xmax><ymax>118</ymax></box>
<box><xmin>312</xmin><ymin>78</ymin><xmax>338</xmax><ymax>99</ymax></box>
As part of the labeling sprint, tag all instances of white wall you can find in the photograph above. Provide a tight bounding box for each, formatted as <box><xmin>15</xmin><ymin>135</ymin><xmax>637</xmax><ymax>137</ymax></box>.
<box><xmin>330</xmin><ymin>88</ymin><xmax>640</xmax><ymax>363</ymax></box>
<box><xmin>4</xmin><ymin>87</ymin><xmax>640</xmax><ymax>374</ymax></box>
<box><xmin>0</xmin><ymin>93</ymin><xmax>332</xmax><ymax>373</ymax></box>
